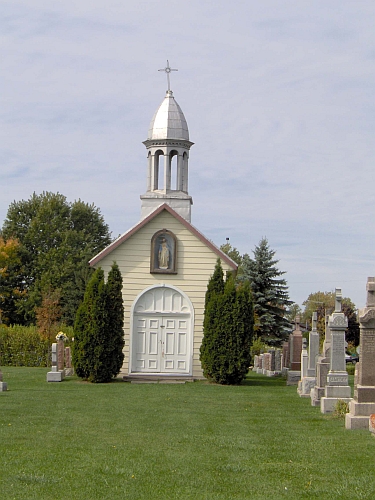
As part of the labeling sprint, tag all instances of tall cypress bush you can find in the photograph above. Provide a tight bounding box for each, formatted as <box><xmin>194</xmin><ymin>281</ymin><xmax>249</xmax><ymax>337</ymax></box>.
<box><xmin>73</xmin><ymin>263</ymin><xmax>124</xmax><ymax>383</ymax></box>
<box><xmin>105</xmin><ymin>262</ymin><xmax>124</xmax><ymax>379</ymax></box>
<box><xmin>200</xmin><ymin>259</ymin><xmax>225</xmax><ymax>379</ymax></box>
<box><xmin>73</xmin><ymin>268</ymin><xmax>106</xmax><ymax>380</ymax></box>
<box><xmin>200</xmin><ymin>261</ymin><xmax>253</xmax><ymax>385</ymax></box>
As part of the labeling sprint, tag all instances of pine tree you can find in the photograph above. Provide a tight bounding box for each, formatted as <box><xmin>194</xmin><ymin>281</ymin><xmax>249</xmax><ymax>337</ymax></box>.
<box><xmin>243</xmin><ymin>237</ymin><xmax>292</xmax><ymax>346</ymax></box>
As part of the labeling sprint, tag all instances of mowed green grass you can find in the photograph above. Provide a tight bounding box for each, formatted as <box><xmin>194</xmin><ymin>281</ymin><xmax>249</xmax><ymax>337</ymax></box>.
<box><xmin>0</xmin><ymin>368</ymin><xmax>374</xmax><ymax>500</ymax></box>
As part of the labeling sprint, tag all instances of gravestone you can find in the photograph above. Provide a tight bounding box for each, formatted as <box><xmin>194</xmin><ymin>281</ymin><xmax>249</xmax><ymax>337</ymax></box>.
<box><xmin>253</xmin><ymin>355</ymin><xmax>259</xmax><ymax>372</ymax></box>
<box><xmin>275</xmin><ymin>350</ymin><xmax>282</xmax><ymax>373</ymax></box>
<box><xmin>265</xmin><ymin>350</ymin><xmax>274</xmax><ymax>376</ymax></box>
<box><xmin>64</xmin><ymin>347</ymin><xmax>74</xmax><ymax>376</ymax></box>
<box><xmin>307</xmin><ymin>312</ymin><xmax>319</xmax><ymax>377</ymax></box>
<box><xmin>298</xmin><ymin>313</ymin><xmax>318</xmax><ymax>397</ymax></box>
<box><xmin>47</xmin><ymin>343</ymin><xmax>65</xmax><ymax>382</ymax></box>
<box><xmin>311</xmin><ymin>314</ymin><xmax>331</xmax><ymax>406</ymax></box>
<box><xmin>321</xmin><ymin>288</ymin><xmax>351</xmax><ymax>413</ymax></box>
<box><xmin>257</xmin><ymin>354</ymin><xmax>264</xmax><ymax>374</ymax></box>
<box><xmin>287</xmin><ymin>316</ymin><xmax>302</xmax><ymax>385</ymax></box>
<box><xmin>57</xmin><ymin>341</ymin><xmax>65</xmax><ymax>371</ymax></box>
<box><xmin>281</xmin><ymin>341</ymin><xmax>289</xmax><ymax>376</ymax></box>
<box><xmin>263</xmin><ymin>353</ymin><xmax>270</xmax><ymax>375</ymax></box>
<box><xmin>346</xmin><ymin>277</ymin><xmax>375</xmax><ymax>429</ymax></box>
<box><xmin>0</xmin><ymin>368</ymin><xmax>7</xmax><ymax>392</ymax></box>
<box><xmin>0</xmin><ymin>343</ymin><xmax>7</xmax><ymax>391</ymax></box>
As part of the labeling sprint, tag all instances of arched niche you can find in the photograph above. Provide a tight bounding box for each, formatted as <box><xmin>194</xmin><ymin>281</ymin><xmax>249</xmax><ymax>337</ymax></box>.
<box><xmin>150</xmin><ymin>229</ymin><xmax>177</xmax><ymax>274</ymax></box>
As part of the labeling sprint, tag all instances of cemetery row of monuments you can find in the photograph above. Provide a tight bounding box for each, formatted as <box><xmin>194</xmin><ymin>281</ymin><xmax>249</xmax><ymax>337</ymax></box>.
<box><xmin>253</xmin><ymin>278</ymin><xmax>375</xmax><ymax>433</ymax></box>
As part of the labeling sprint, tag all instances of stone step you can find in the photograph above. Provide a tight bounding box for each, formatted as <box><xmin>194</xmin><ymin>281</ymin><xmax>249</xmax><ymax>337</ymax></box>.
<box><xmin>122</xmin><ymin>375</ymin><xmax>196</xmax><ymax>384</ymax></box>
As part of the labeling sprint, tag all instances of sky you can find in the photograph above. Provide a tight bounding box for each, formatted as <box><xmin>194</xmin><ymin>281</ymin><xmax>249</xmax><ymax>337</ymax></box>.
<box><xmin>2</xmin><ymin>0</ymin><xmax>375</xmax><ymax>310</ymax></box>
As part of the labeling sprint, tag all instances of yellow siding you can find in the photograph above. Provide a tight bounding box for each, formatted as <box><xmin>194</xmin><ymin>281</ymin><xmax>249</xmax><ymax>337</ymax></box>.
<box><xmin>95</xmin><ymin>211</ymin><xmax>233</xmax><ymax>378</ymax></box>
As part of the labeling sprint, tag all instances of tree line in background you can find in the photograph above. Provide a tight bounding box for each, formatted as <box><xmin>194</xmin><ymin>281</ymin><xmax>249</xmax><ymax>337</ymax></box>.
<box><xmin>0</xmin><ymin>191</ymin><xmax>112</xmax><ymax>331</ymax></box>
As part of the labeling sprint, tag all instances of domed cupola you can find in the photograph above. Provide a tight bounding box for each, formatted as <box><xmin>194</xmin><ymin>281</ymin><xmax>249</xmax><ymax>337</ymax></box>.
<box><xmin>147</xmin><ymin>90</ymin><xmax>189</xmax><ymax>141</ymax></box>
<box><xmin>140</xmin><ymin>63</ymin><xmax>194</xmax><ymax>222</ymax></box>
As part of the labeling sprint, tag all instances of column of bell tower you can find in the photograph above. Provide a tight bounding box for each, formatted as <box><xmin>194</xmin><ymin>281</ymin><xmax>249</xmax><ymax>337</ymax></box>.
<box><xmin>140</xmin><ymin>90</ymin><xmax>194</xmax><ymax>222</ymax></box>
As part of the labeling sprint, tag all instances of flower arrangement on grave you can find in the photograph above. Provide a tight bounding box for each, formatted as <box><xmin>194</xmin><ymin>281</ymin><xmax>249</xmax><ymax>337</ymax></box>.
<box><xmin>56</xmin><ymin>332</ymin><xmax>69</xmax><ymax>342</ymax></box>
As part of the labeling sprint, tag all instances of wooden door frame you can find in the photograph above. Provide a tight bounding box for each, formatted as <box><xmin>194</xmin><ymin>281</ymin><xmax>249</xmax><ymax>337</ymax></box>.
<box><xmin>129</xmin><ymin>284</ymin><xmax>194</xmax><ymax>375</ymax></box>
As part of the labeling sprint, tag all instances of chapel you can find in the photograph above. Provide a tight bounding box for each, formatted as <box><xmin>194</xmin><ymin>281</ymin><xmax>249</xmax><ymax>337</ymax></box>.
<box><xmin>90</xmin><ymin>69</ymin><xmax>237</xmax><ymax>379</ymax></box>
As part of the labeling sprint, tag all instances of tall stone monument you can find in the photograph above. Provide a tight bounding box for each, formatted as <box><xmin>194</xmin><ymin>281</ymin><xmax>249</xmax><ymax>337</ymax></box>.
<box><xmin>287</xmin><ymin>316</ymin><xmax>303</xmax><ymax>385</ymax></box>
<box><xmin>307</xmin><ymin>312</ymin><xmax>320</xmax><ymax>377</ymax></box>
<box><xmin>321</xmin><ymin>288</ymin><xmax>351</xmax><ymax>413</ymax></box>
<box><xmin>311</xmin><ymin>314</ymin><xmax>331</xmax><ymax>406</ymax></box>
<box><xmin>346</xmin><ymin>277</ymin><xmax>375</xmax><ymax>429</ymax></box>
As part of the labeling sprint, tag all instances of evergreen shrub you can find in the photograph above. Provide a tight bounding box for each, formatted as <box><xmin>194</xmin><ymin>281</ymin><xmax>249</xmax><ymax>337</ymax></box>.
<box><xmin>200</xmin><ymin>259</ymin><xmax>253</xmax><ymax>385</ymax></box>
<box><xmin>73</xmin><ymin>263</ymin><xmax>124</xmax><ymax>383</ymax></box>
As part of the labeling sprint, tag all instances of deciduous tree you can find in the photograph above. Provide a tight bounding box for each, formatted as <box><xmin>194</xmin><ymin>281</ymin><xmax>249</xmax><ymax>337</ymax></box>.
<box><xmin>0</xmin><ymin>192</ymin><xmax>111</xmax><ymax>325</ymax></box>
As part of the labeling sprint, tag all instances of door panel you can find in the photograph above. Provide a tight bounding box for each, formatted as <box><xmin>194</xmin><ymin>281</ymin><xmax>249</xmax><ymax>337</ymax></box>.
<box><xmin>133</xmin><ymin>314</ymin><xmax>190</xmax><ymax>374</ymax></box>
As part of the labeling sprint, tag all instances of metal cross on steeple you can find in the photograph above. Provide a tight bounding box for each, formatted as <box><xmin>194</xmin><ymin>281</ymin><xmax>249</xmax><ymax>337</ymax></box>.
<box><xmin>158</xmin><ymin>60</ymin><xmax>178</xmax><ymax>91</ymax></box>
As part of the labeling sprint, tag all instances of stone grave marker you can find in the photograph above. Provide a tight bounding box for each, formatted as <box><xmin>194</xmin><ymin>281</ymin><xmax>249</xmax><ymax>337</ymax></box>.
<box><xmin>282</xmin><ymin>341</ymin><xmax>289</xmax><ymax>376</ymax></box>
<box><xmin>307</xmin><ymin>312</ymin><xmax>319</xmax><ymax>377</ymax></box>
<box><xmin>0</xmin><ymin>343</ymin><xmax>7</xmax><ymax>391</ymax></box>
<box><xmin>346</xmin><ymin>277</ymin><xmax>375</xmax><ymax>429</ymax></box>
<box><xmin>321</xmin><ymin>288</ymin><xmax>351</xmax><ymax>413</ymax></box>
<box><xmin>65</xmin><ymin>347</ymin><xmax>74</xmax><ymax>376</ymax></box>
<box><xmin>47</xmin><ymin>343</ymin><xmax>65</xmax><ymax>382</ymax></box>
<box><xmin>298</xmin><ymin>313</ymin><xmax>318</xmax><ymax>397</ymax></box>
<box><xmin>275</xmin><ymin>350</ymin><xmax>282</xmax><ymax>373</ymax></box>
<box><xmin>0</xmin><ymin>368</ymin><xmax>7</xmax><ymax>392</ymax></box>
<box><xmin>287</xmin><ymin>316</ymin><xmax>303</xmax><ymax>385</ymax></box>
<box><xmin>311</xmin><ymin>313</ymin><xmax>331</xmax><ymax>406</ymax></box>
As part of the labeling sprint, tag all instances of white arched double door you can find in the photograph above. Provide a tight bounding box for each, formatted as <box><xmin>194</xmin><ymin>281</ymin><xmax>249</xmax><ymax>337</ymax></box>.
<box><xmin>131</xmin><ymin>285</ymin><xmax>193</xmax><ymax>375</ymax></box>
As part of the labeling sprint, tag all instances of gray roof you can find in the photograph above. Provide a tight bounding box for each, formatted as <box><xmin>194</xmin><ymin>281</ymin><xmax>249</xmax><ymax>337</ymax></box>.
<box><xmin>147</xmin><ymin>91</ymin><xmax>189</xmax><ymax>141</ymax></box>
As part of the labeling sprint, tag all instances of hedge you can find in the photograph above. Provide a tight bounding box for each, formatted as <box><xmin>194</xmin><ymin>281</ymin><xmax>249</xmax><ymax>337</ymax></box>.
<box><xmin>0</xmin><ymin>325</ymin><xmax>74</xmax><ymax>367</ymax></box>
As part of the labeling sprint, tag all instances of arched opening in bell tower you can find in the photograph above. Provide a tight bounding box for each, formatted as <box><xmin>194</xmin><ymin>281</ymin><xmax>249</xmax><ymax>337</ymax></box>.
<box><xmin>170</xmin><ymin>150</ymin><xmax>178</xmax><ymax>191</ymax></box>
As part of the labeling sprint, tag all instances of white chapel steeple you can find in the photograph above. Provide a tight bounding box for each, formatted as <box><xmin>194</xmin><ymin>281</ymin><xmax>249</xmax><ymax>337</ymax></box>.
<box><xmin>140</xmin><ymin>62</ymin><xmax>194</xmax><ymax>222</ymax></box>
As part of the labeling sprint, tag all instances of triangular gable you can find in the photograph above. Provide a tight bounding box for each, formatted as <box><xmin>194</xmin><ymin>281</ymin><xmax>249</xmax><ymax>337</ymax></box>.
<box><xmin>89</xmin><ymin>203</ymin><xmax>238</xmax><ymax>270</ymax></box>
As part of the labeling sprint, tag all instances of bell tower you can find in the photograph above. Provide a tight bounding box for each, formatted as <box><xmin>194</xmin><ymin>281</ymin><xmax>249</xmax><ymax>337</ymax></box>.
<box><xmin>140</xmin><ymin>62</ymin><xmax>194</xmax><ymax>222</ymax></box>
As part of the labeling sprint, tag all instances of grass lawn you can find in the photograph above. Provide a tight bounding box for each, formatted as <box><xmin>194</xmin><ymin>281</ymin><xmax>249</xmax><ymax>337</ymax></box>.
<box><xmin>0</xmin><ymin>368</ymin><xmax>374</xmax><ymax>500</ymax></box>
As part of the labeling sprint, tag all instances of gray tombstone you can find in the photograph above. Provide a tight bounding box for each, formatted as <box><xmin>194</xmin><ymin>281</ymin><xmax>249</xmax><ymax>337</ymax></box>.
<box><xmin>275</xmin><ymin>350</ymin><xmax>282</xmax><ymax>373</ymax></box>
<box><xmin>287</xmin><ymin>316</ymin><xmax>302</xmax><ymax>385</ymax></box>
<box><xmin>311</xmin><ymin>313</ymin><xmax>331</xmax><ymax>406</ymax></box>
<box><xmin>307</xmin><ymin>312</ymin><xmax>319</xmax><ymax>377</ymax></box>
<box><xmin>321</xmin><ymin>288</ymin><xmax>351</xmax><ymax>413</ymax></box>
<box><xmin>298</xmin><ymin>313</ymin><xmax>318</xmax><ymax>397</ymax></box>
<box><xmin>0</xmin><ymin>368</ymin><xmax>7</xmax><ymax>392</ymax></box>
<box><xmin>346</xmin><ymin>277</ymin><xmax>375</xmax><ymax>429</ymax></box>
<box><xmin>47</xmin><ymin>343</ymin><xmax>65</xmax><ymax>382</ymax></box>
